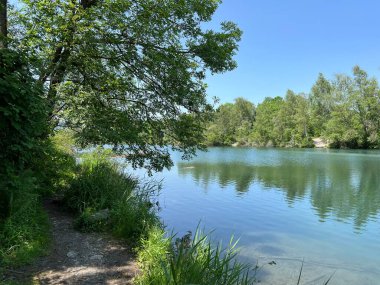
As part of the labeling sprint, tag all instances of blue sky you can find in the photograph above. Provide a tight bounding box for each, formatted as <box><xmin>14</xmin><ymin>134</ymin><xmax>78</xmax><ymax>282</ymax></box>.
<box><xmin>206</xmin><ymin>0</ymin><xmax>380</xmax><ymax>104</ymax></box>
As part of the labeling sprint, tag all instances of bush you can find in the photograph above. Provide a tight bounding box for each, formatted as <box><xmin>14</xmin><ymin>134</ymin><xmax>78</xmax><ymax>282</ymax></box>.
<box><xmin>0</xmin><ymin>49</ymin><xmax>48</xmax><ymax>172</ymax></box>
<box><xmin>0</xmin><ymin>49</ymin><xmax>53</xmax><ymax>268</ymax></box>
<box><xmin>135</xmin><ymin>227</ymin><xmax>256</xmax><ymax>285</ymax></box>
<box><xmin>64</xmin><ymin>150</ymin><xmax>160</xmax><ymax>241</ymax></box>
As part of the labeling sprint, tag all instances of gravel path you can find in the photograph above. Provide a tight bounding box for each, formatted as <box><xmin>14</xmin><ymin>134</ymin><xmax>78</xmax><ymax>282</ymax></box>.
<box><xmin>4</xmin><ymin>200</ymin><xmax>138</xmax><ymax>284</ymax></box>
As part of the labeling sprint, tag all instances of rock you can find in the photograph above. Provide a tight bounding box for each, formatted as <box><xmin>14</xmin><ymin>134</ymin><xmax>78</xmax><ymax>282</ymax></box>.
<box><xmin>89</xmin><ymin>209</ymin><xmax>110</xmax><ymax>222</ymax></box>
<box><xmin>66</xmin><ymin>251</ymin><xmax>77</xmax><ymax>258</ymax></box>
<box><xmin>90</xmin><ymin>254</ymin><xmax>104</xmax><ymax>261</ymax></box>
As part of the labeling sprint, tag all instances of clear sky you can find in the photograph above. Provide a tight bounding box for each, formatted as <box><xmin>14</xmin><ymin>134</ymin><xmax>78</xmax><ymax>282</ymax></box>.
<box><xmin>206</xmin><ymin>0</ymin><xmax>380</xmax><ymax>105</ymax></box>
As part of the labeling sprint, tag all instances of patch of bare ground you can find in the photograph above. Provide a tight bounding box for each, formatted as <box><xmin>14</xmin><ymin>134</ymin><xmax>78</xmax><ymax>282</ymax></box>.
<box><xmin>312</xmin><ymin>137</ymin><xmax>328</xmax><ymax>148</ymax></box>
<box><xmin>3</xmin><ymin>200</ymin><xmax>138</xmax><ymax>285</ymax></box>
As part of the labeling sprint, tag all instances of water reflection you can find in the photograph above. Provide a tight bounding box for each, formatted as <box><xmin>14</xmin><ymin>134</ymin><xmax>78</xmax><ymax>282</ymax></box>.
<box><xmin>178</xmin><ymin>153</ymin><xmax>380</xmax><ymax>230</ymax></box>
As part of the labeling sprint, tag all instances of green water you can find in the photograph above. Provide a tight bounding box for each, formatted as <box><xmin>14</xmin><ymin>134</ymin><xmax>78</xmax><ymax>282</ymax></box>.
<box><xmin>148</xmin><ymin>148</ymin><xmax>380</xmax><ymax>284</ymax></box>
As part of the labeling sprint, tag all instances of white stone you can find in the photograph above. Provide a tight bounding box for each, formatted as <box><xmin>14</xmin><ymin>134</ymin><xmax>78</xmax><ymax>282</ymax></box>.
<box><xmin>66</xmin><ymin>251</ymin><xmax>77</xmax><ymax>258</ymax></box>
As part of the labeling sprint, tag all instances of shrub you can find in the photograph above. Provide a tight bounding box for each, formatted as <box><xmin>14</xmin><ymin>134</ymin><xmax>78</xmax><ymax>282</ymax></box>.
<box><xmin>0</xmin><ymin>49</ymin><xmax>52</xmax><ymax>268</ymax></box>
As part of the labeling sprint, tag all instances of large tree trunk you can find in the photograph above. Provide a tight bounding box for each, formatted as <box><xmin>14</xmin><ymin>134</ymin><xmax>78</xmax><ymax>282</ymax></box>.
<box><xmin>0</xmin><ymin>0</ymin><xmax>7</xmax><ymax>48</ymax></box>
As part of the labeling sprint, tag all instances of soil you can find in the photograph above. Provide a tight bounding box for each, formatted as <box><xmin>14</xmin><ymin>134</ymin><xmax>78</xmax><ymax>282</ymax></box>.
<box><xmin>3</xmin><ymin>200</ymin><xmax>138</xmax><ymax>285</ymax></box>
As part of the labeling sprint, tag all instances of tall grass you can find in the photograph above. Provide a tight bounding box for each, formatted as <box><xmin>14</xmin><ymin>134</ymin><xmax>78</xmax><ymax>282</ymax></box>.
<box><xmin>135</xmin><ymin>227</ymin><xmax>256</xmax><ymax>285</ymax></box>
<box><xmin>63</xmin><ymin>149</ymin><xmax>160</xmax><ymax>241</ymax></box>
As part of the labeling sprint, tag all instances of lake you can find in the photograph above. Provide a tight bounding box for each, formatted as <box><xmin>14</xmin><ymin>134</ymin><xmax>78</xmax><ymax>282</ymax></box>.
<box><xmin>138</xmin><ymin>147</ymin><xmax>380</xmax><ymax>284</ymax></box>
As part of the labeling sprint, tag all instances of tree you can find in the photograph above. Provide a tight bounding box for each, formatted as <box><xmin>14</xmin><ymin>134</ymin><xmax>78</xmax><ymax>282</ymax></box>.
<box><xmin>204</xmin><ymin>98</ymin><xmax>255</xmax><ymax>146</ymax></box>
<box><xmin>351</xmin><ymin>66</ymin><xmax>380</xmax><ymax>147</ymax></box>
<box><xmin>0</xmin><ymin>0</ymin><xmax>6</xmax><ymax>48</ymax></box>
<box><xmin>209</xmin><ymin>103</ymin><xmax>239</xmax><ymax>145</ymax></box>
<box><xmin>278</xmin><ymin>90</ymin><xmax>311</xmax><ymax>147</ymax></box>
<box><xmin>234</xmin><ymin>97</ymin><xmax>255</xmax><ymax>144</ymax></box>
<box><xmin>324</xmin><ymin>67</ymin><xmax>380</xmax><ymax>148</ymax></box>
<box><xmin>0</xmin><ymin>48</ymin><xmax>48</xmax><ymax>220</ymax></box>
<box><xmin>324</xmin><ymin>74</ymin><xmax>363</xmax><ymax>148</ymax></box>
<box><xmin>252</xmin><ymin>96</ymin><xmax>284</xmax><ymax>146</ymax></box>
<box><xmin>309</xmin><ymin>73</ymin><xmax>333</xmax><ymax>136</ymax></box>
<box><xmin>10</xmin><ymin>0</ymin><xmax>242</xmax><ymax>171</ymax></box>
<box><xmin>234</xmin><ymin>97</ymin><xmax>255</xmax><ymax>124</ymax></box>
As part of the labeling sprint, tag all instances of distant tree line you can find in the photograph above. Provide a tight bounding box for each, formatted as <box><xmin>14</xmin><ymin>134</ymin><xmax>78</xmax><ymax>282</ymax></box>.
<box><xmin>205</xmin><ymin>66</ymin><xmax>380</xmax><ymax>149</ymax></box>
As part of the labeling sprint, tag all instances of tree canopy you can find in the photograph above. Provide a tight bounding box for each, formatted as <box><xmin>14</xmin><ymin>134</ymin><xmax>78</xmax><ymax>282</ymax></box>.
<box><xmin>205</xmin><ymin>98</ymin><xmax>255</xmax><ymax>146</ymax></box>
<box><xmin>8</xmin><ymin>0</ymin><xmax>242</xmax><ymax>171</ymax></box>
<box><xmin>204</xmin><ymin>66</ymin><xmax>380</xmax><ymax>149</ymax></box>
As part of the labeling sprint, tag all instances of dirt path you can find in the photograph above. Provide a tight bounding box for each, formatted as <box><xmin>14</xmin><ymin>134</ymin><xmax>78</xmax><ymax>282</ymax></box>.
<box><xmin>4</xmin><ymin>200</ymin><xmax>138</xmax><ymax>284</ymax></box>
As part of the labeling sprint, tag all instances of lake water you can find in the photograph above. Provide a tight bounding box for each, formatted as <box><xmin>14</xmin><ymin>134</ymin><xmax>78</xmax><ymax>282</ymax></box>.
<box><xmin>139</xmin><ymin>147</ymin><xmax>380</xmax><ymax>285</ymax></box>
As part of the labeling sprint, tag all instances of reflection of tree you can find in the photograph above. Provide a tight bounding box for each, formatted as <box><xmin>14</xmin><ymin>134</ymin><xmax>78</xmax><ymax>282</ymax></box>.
<box><xmin>178</xmin><ymin>162</ymin><xmax>255</xmax><ymax>193</ymax></box>
<box><xmin>177</xmin><ymin>156</ymin><xmax>380</xmax><ymax>230</ymax></box>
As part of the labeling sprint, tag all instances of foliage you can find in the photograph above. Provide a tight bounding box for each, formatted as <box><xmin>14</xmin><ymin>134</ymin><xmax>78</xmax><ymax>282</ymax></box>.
<box><xmin>205</xmin><ymin>98</ymin><xmax>256</xmax><ymax>146</ymax></box>
<box><xmin>277</xmin><ymin>90</ymin><xmax>313</xmax><ymax>147</ymax></box>
<box><xmin>309</xmin><ymin>73</ymin><xmax>333</xmax><ymax>136</ymax></box>
<box><xmin>249</xmin><ymin>93</ymin><xmax>313</xmax><ymax>147</ymax></box>
<box><xmin>0</xmin><ymin>49</ymin><xmax>47</xmax><ymax>172</ymax></box>
<box><xmin>135</xmin><ymin>227</ymin><xmax>255</xmax><ymax>285</ymax></box>
<box><xmin>0</xmin><ymin>171</ymin><xmax>50</xmax><ymax>267</ymax></box>
<box><xmin>0</xmin><ymin>48</ymin><xmax>52</xmax><ymax>268</ymax></box>
<box><xmin>10</xmin><ymin>0</ymin><xmax>242</xmax><ymax>172</ymax></box>
<box><xmin>204</xmin><ymin>66</ymin><xmax>380</xmax><ymax>149</ymax></box>
<box><xmin>30</xmin><ymin>137</ymin><xmax>77</xmax><ymax>196</ymax></box>
<box><xmin>322</xmin><ymin>68</ymin><xmax>380</xmax><ymax>148</ymax></box>
<box><xmin>0</xmin><ymin>48</ymin><xmax>47</xmax><ymax>219</ymax></box>
<box><xmin>251</xmin><ymin>96</ymin><xmax>284</xmax><ymax>146</ymax></box>
<box><xmin>50</xmin><ymin>129</ymin><xmax>78</xmax><ymax>155</ymax></box>
<box><xmin>64</xmin><ymin>151</ymin><xmax>160</xmax><ymax>241</ymax></box>
<box><xmin>0</xmin><ymin>132</ymin><xmax>76</xmax><ymax>269</ymax></box>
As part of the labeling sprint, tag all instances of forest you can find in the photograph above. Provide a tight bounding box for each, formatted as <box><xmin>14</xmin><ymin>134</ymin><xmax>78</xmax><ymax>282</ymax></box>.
<box><xmin>205</xmin><ymin>67</ymin><xmax>380</xmax><ymax>149</ymax></box>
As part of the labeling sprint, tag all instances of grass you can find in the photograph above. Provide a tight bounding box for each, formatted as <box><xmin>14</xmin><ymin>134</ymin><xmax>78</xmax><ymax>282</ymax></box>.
<box><xmin>0</xmin><ymin>174</ymin><xmax>50</xmax><ymax>285</ymax></box>
<box><xmin>0</xmin><ymin>173</ymin><xmax>50</xmax><ymax>269</ymax></box>
<box><xmin>296</xmin><ymin>260</ymin><xmax>335</xmax><ymax>285</ymax></box>
<box><xmin>63</xmin><ymin>149</ymin><xmax>161</xmax><ymax>242</ymax></box>
<box><xmin>135</xmin><ymin>226</ymin><xmax>256</xmax><ymax>285</ymax></box>
<box><xmin>0</xmin><ymin>202</ymin><xmax>50</xmax><ymax>267</ymax></box>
